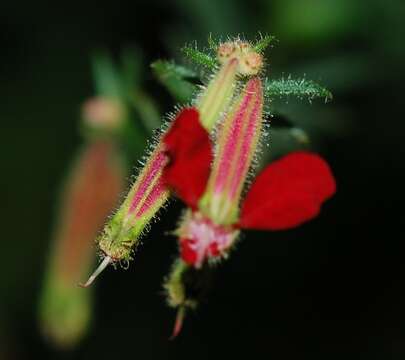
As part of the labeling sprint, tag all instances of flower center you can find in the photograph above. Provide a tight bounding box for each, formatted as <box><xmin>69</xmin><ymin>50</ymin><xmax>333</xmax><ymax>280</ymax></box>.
<box><xmin>179</xmin><ymin>212</ymin><xmax>238</xmax><ymax>268</ymax></box>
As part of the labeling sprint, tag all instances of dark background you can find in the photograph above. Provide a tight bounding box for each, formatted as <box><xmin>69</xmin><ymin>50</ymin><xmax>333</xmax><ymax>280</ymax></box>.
<box><xmin>1</xmin><ymin>0</ymin><xmax>405</xmax><ymax>358</ymax></box>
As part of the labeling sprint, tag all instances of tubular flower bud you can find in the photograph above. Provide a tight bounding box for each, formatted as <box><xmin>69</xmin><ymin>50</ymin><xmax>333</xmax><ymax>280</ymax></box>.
<box><xmin>39</xmin><ymin>140</ymin><xmax>126</xmax><ymax>348</ymax></box>
<box><xmin>200</xmin><ymin>77</ymin><xmax>264</xmax><ymax>225</ymax></box>
<box><xmin>83</xmin><ymin>44</ymin><xmax>265</xmax><ymax>286</ymax></box>
<box><xmin>196</xmin><ymin>58</ymin><xmax>239</xmax><ymax>130</ymax></box>
<box><xmin>198</xmin><ymin>40</ymin><xmax>264</xmax><ymax>129</ymax></box>
<box><xmin>164</xmin><ymin>77</ymin><xmax>263</xmax><ymax>267</ymax></box>
<box><xmin>97</xmin><ymin>146</ymin><xmax>167</xmax><ymax>262</ymax></box>
<box><xmin>81</xmin><ymin>97</ymin><xmax>126</xmax><ymax>131</ymax></box>
<box><xmin>217</xmin><ymin>40</ymin><xmax>263</xmax><ymax>76</ymax></box>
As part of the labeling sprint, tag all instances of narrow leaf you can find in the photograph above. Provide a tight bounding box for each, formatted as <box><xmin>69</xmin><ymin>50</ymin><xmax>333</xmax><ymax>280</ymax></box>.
<box><xmin>151</xmin><ymin>60</ymin><xmax>197</xmax><ymax>103</ymax></box>
<box><xmin>265</xmin><ymin>77</ymin><xmax>333</xmax><ymax>102</ymax></box>
<box><xmin>91</xmin><ymin>51</ymin><xmax>123</xmax><ymax>98</ymax></box>
<box><xmin>207</xmin><ymin>33</ymin><xmax>219</xmax><ymax>50</ymax></box>
<box><xmin>253</xmin><ymin>34</ymin><xmax>276</xmax><ymax>53</ymax></box>
<box><xmin>181</xmin><ymin>44</ymin><xmax>217</xmax><ymax>70</ymax></box>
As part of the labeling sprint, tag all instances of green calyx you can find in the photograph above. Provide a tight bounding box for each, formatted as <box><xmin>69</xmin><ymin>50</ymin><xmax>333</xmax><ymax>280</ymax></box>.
<box><xmin>163</xmin><ymin>259</ymin><xmax>198</xmax><ymax>309</ymax></box>
<box><xmin>98</xmin><ymin>209</ymin><xmax>144</xmax><ymax>262</ymax></box>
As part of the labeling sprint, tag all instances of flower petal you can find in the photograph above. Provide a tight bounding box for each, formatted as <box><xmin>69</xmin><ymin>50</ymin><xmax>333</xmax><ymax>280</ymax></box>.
<box><xmin>163</xmin><ymin>107</ymin><xmax>213</xmax><ymax>209</ymax></box>
<box><xmin>239</xmin><ymin>152</ymin><xmax>336</xmax><ymax>230</ymax></box>
<box><xmin>180</xmin><ymin>238</ymin><xmax>198</xmax><ymax>266</ymax></box>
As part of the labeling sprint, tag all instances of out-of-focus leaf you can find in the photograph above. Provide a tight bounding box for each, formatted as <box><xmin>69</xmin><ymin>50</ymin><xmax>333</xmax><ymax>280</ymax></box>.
<box><xmin>91</xmin><ymin>51</ymin><xmax>123</xmax><ymax>98</ymax></box>
<box><xmin>151</xmin><ymin>60</ymin><xmax>198</xmax><ymax>103</ymax></box>
<box><xmin>130</xmin><ymin>90</ymin><xmax>161</xmax><ymax>132</ymax></box>
<box><xmin>90</xmin><ymin>48</ymin><xmax>157</xmax><ymax>161</ymax></box>
<box><xmin>121</xmin><ymin>46</ymin><xmax>143</xmax><ymax>96</ymax></box>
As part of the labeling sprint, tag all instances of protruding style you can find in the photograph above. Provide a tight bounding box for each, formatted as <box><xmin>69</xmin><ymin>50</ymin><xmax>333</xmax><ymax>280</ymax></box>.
<box><xmin>78</xmin><ymin>256</ymin><xmax>112</xmax><ymax>288</ymax></box>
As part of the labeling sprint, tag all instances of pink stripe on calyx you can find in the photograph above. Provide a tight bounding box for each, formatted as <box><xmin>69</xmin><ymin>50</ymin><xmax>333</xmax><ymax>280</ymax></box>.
<box><xmin>128</xmin><ymin>148</ymin><xmax>166</xmax><ymax>216</ymax></box>
<box><xmin>135</xmin><ymin>178</ymin><xmax>167</xmax><ymax>218</ymax></box>
<box><xmin>228</xmin><ymin>81</ymin><xmax>263</xmax><ymax>201</ymax></box>
<box><xmin>213</xmin><ymin>78</ymin><xmax>262</xmax><ymax>196</ymax></box>
<box><xmin>200</xmin><ymin>78</ymin><xmax>263</xmax><ymax>224</ymax></box>
<box><xmin>213</xmin><ymin>82</ymin><xmax>255</xmax><ymax>193</ymax></box>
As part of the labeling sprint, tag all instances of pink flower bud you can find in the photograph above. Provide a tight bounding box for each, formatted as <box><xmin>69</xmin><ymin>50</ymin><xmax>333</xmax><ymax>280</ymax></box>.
<box><xmin>200</xmin><ymin>77</ymin><xmax>264</xmax><ymax>224</ymax></box>
<box><xmin>39</xmin><ymin>140</ymin><xmax>126</xmax><ymax>348</ymax></box>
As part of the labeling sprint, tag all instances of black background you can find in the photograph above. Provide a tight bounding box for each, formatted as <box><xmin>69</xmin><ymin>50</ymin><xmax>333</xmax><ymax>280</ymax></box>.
<box><xmin>1</xmin><ymin>0</ymin><xmax>405</xmax><ymax>358</ymax></box>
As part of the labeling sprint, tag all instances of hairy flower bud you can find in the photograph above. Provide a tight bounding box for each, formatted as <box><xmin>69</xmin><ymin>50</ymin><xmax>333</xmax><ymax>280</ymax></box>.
<box><xmin>39</xmin><ymin>140</ymin><xmax>125</xmax><ymax>348</ymax></box>
<box><xmin>217</xmin><ymin>40</ymin><xmax>263</xmax><ymax>76</ymax></box>
<box><xmin>200</xmin><ymin>77</ymin><xmax>264</xmax><ymax>224</ymax></box>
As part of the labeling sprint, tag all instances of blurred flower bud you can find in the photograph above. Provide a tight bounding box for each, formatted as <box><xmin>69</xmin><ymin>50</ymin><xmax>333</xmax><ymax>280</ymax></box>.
<box><xmin>82</xmin><ymin>97</ymin><xmax>126</xmax><ymax>132</ymax></box>
<box><xmin>39</xmin><ymin>140</ymin><xmax>126</xmax><ymax>348</ymax></box>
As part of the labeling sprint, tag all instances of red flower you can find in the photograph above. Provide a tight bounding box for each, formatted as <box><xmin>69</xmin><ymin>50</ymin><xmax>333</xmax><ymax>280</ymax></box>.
<box><xmin>239</xmin><ymin>151</ymin><xmax>336</xmax><ymax>230</ymax></box>
<box><xmin>163</xmin><ymin>107</ymin><xmax>336</xmax><ymax>267</ymax></box>
<box><xmin>163</xmin><ymin>108</ymin><xmax>212</xmax><ymax>210</ymax></box>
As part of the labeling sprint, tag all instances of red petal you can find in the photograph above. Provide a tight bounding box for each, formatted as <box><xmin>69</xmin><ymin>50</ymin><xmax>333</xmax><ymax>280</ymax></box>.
<box><xmin>162</xmin><ymin>107</ymin><xmax>212</xmax><ymax>209</ymax></box>
<box><xmin>239</xmin><ymin>152</ymin><xmax>336</xmax><ymax>230</ymax></box>
<box><xmin>180</xmin><ymin>238</ymin><xmax>198</xmax><ymax>266</ymax></box>
<box><xmin>208</xmin><ymin>242</ymin><xmax>220</xmax><ymax>257</ymax></box>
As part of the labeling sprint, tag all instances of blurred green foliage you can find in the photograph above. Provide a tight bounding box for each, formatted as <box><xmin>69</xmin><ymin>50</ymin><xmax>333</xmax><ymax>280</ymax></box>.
<box><xmin>151</xmin><ymin>60</ymin><xmax>198</xmax><ymax>103</ymax></box>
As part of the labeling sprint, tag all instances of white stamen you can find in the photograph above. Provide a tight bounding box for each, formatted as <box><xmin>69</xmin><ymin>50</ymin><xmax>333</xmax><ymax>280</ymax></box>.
<box><xmin>79</xmin><ymin>256</ymin><xmax>112</xmax><ymax>288</ymax></box>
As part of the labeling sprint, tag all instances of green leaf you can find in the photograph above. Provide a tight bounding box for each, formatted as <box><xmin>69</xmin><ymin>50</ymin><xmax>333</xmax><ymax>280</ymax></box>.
<box><xmin>91</xmin><ymin>51</ymin><xmax>123</xmax><ymax>98</ymax></box>
<box><xmin>265</xmin><ymin>77</ymin><xmax>333</xmax><ymax>102</ymax></box>
<box><xmin>181</xmin><ymin>44</ymin><xmax>217</xmax><ymax>70</ymax></box>
<box><xmin>120</xmin><ymin>48</ymin><xmax>161</xmax><ymax>133</ymax></box>
<box><xmin>130</xmin><ymin>90</ymin><xmax>161</xmax><ymax>133</ymax></box>
<box><xmin>207</xmin><ymin>33</ymin><xmax>219</xmax><ymax>50</ymax></box>
<box><xmin>151</xmin><ymin>60</ymin><xmax>198</xmax><ymax>103</ymax></box>
<box><xmin>120</xmin><ymin>47</ymin><xmax>143</xmax><ymax>95</ymax></box>
<box><xmin>151</xmin><ymin>60</ymin><xmax>197</xmax><ymax>79</ymax></box>
<box><xmin>253</xmin><ymin>34</ymin><xmax>277</xmax><ymax>53</ymax></box>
